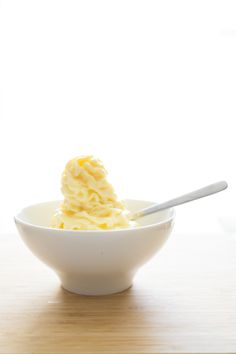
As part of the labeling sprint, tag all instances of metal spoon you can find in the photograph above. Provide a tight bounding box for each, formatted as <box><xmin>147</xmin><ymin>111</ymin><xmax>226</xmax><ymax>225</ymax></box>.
<box><xmin>131</xmin><ymin>181</ymin><xmax>228</xmax><ymax>220</ymax></box>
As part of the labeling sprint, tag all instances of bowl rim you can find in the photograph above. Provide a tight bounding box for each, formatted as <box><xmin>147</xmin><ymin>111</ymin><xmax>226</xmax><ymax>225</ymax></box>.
<box><xmin>14</xmin><ymin>199</ymin><xmax>176</xmax><ymax>235</ymax></box>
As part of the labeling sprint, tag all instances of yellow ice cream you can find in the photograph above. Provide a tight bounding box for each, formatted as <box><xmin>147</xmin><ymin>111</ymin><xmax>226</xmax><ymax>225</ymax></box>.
<box><xmin>51</xmin><ymin>156</ymin><xmax>133</xmax><ymax>230</ymax></box>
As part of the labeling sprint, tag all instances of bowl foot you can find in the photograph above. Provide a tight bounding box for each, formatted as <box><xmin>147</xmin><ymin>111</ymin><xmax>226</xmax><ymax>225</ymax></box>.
<box><xmin>58</xmin><ymin>272</ymin><xmax>133</xmax><ymax>296</ymax></box>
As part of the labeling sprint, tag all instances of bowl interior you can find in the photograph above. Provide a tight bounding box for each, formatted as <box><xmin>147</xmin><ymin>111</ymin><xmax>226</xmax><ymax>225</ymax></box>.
<box><xmin>16</xmin><ymin>200</ymin><xmax>174</xmax><ymax>229</ymax></box>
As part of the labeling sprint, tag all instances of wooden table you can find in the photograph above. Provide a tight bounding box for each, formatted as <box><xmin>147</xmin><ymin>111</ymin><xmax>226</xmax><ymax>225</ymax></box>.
<box><xmin>1</xmin><ymin>231</ymin><xmax>236</xmax><ymax>354</ymax></box>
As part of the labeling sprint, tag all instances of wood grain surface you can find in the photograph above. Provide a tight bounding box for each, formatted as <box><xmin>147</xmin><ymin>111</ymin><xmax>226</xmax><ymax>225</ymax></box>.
<box><xmin>1</xmin><ymin>231</ymin><xmax>236</xmax><ymax>354</ymax></box>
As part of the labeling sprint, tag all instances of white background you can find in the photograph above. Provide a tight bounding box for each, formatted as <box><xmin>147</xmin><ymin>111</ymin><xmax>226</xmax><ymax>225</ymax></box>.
<box><xmin>0</xmin><ymin>0</ymin><xmax>235</xmax><ymax>234</ymax></box>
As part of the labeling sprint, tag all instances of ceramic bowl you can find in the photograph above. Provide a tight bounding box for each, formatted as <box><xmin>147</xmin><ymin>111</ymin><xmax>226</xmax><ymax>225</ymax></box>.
<box><xmin>14</xmin><ymin>200</ymin><xmax>175</xmax><ymax>295</ymax></box>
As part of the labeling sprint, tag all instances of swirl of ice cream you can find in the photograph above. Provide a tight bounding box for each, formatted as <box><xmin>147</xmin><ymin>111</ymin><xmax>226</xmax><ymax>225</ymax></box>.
<box><xmin>51</xmin><ymin>156</ymin><xmax>133</xmax><ymax>230</ymax></box>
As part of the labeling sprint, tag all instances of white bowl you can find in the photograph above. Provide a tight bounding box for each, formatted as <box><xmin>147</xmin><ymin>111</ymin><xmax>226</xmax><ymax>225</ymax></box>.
<box><xmin>14</xmin><ymin>200</ymin><xmax>175</xmax><ymax>296</ymax></box>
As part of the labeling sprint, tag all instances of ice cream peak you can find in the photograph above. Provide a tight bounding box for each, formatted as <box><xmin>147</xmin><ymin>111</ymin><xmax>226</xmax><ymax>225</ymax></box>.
<box><xmin>51</xmin><ymin>156</ymin><xmax>133</xmax><ymax>230</ymax></box>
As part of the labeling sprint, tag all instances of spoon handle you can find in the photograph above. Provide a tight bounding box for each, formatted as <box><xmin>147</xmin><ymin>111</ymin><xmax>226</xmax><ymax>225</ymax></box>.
<box><xmin>131</xmin><ymin>181</ymin><xmax>228</xmax><ymax>220</ymax></box>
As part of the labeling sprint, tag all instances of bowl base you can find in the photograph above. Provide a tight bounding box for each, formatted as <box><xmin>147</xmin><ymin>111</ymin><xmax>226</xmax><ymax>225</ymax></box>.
<box><xmin>58</xmin><ymin>272</ymin><xmax>133</xmax><ymax>296</ymax></box>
